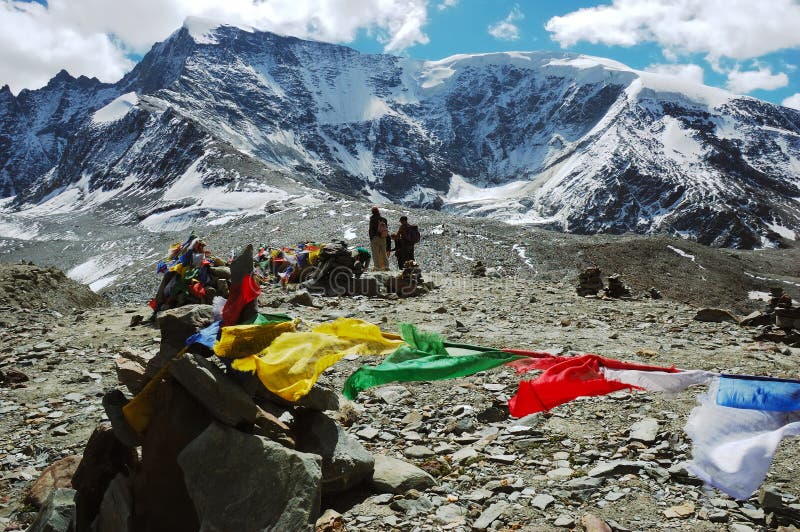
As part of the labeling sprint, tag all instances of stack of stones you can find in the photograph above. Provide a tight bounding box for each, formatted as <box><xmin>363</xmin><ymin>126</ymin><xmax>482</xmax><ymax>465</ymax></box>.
<box><xmin>605</xmin><ymin>274</ymin><xmax>633</xmax><ymax>299</ymax></box>
<box><xmin>27</xmin><ymin>251</ymin><xmax>436</xmax><ymax>532</ymax></box>
<box><xmin>576</xmin><ymin>267</ymin><xmax>604</xmax><ymax>297</ymax></box>
<box><xmin>471</xmin><ymin>261</ymin><xmax>487</xmax><ymax>278</ymax></box>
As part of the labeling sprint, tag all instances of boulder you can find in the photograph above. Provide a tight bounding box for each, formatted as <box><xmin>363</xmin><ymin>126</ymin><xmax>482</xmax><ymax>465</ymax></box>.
<box><xmin>71</xmin><ymin>423</ymin><xmax>138</xmax><ymax>532</ymax></box>
<box><xmin>131</xmin><ymin>379</ymin><xmax>212</xmax><ymax>532</ymax></box>
<box><xmin>294</xmin><ymin>411</ymin><xmax>374</xmax><ymax>494</ymax></box>
<box><xmin>28</xmin><ymin>488</ymin><xmax>76</xmax><ymax>532</ymax></box>
<box><xmin>91</xmin><ymin>473</ymin><xmax>133</xmax><ymax>532</ymax></box>
<box><xmin>370</xmin><ymin>454</ymin><xmax>436</xmax><ymax>494</ymax></box>
<box><xmin>26</xmin><ymin>454</ymin><xmax>82</xmax><ymax>509</ymax></box>
<box><xmin>693</xmin><ymin>308</ymin><xmax>739</xmax><ymax>323</ymax></box>
<box><xmin>178</xmin><ymin>422</ymin><xmax>322</xmax><ymax>531</ymax></box>
<box><xmin>145</xmin><ymin>304</ymin><xmax>214</xmax><ymax>380</ymax></box>
<box><xmin>169</xmin><ymin>352</ymin><xmax>257</xmax><ymax>429</ymax></box>
<box><xmin>114</xmin><ymin>357</ymin><xmax>146</xmax><ymax>395</ymax></box>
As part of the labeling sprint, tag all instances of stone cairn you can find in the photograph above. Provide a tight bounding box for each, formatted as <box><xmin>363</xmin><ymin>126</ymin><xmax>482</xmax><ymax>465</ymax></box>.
<box><xmin>27</xmin><ymin>250</ymin><xmax>437</xmax><ymax>532</ymax></box>
<box><xmin>604</xmin><ymin>274</ymin><xmax>632</xmax><ymax>299</ymax></box>
<box><xmin>576</xmin><ymin>266</ymin><xmax>604</xmax><ymax>297</ymax></box>
<box><xmin>471</xmin><ymin>261</ymin><xmax>487</xmax><ymax>278</ymax></box>
<box><xmin>385</xmin><ymin>261</ymin><xmax>435</xmax><ymax>299</ymax></box>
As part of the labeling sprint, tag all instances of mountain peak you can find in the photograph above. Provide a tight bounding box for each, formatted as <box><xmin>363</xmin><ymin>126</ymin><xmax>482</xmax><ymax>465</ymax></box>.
<box><xmin>182</xmin><ymin>16</ymin><xmax>255</xmax><ymax>44</ymax></box>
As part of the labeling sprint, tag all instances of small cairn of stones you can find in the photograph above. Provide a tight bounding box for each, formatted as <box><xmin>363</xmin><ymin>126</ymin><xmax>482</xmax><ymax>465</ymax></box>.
<box><xmin>471</xmin><ymin>261</ymin><xmax>487</xmax><ymax>278</ymax></box>
<box><xmin>604</xmin><ymin>274</ymin><xmax>632</xmax><ymax>299</ymax></box>
<box><xmin>576</xmin><ymin>266</ymin><xmax>604</xmax><ymax>297</ymax></box>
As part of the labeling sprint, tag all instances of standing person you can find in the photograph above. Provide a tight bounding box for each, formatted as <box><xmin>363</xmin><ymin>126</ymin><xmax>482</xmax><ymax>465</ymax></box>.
<box><xmin>393</xmin><ymin>216</ymin><xmax>420</xmax><ymax>269</ymax></box>
<box><xmin>368</xmin><ymin>207</ymin><xmax>389</xmax><ymax>271</ymax></box>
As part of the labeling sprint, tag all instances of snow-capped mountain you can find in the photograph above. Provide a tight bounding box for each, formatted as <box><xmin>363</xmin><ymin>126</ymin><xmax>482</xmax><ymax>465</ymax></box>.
<box><xmin>2</xmin><ymin>18</ymin><xmax>800</xmax><ymax>248</ymax></box>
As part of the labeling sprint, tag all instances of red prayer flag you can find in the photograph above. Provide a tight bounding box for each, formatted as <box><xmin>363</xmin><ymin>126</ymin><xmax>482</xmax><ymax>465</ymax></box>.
<box><xmin>508</xmin><ymin>354</ymin><xmax>677</xmax><ymax>418</ymax></box>
<box><xmin>222</xmin><ymin>274</ymin><xmax>261</xmax><ymax>326</ymax></box>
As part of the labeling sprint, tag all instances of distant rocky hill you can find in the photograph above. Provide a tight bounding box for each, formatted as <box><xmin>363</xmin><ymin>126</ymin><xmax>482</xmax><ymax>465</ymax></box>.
<box><xmin>1</xmin><ymin>18</ymin><xmax>800</xmax><ymax>248</ymax></box>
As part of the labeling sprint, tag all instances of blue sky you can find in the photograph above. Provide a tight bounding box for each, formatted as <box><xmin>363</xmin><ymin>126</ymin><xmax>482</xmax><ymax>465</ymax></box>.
<box><xmin>351</xmin><ymin>0</ymin><xmax>799</xmax><ymax>107</ymax></box>
<box><xmin>2</xmin><ymin>0</ymin><xmax>799</xmax><ymax>108</ymax></box>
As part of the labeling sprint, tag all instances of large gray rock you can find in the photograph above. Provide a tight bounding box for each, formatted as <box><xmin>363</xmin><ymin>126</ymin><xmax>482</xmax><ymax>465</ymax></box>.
<box><xmin>178</xmin><ymin>422</ymin><xmax>322</xmax><ymax>531</ymax></box>
<box><xmin>370</xmin><ymin>454</ymin><xmax>436</xmax><ymax>494</ymax></box>
<box><xmin>169</xmin><ymin>352</ymin><xmax>257</xmax><ymax>428</ymax></box>
<box><xmin>72</xmin><ymin>422</ymin><xmax>138</xmax><ymax>532</ymax></box>
<box><xmin>28</xmin><ymin>488</ymin><xmax>76</xmax><ymax>532</ymax></box>
<box><xmin>91</xmin><ymin>474</ymin><xmax>133</xmax><ymax>532</ymax></box>
<box><xmin>145</xmin><ymin>304</ymin><xmax>214</xmax><ymax>380</ymax></box>
<box><xmin>294</xmin><ymin>411</ymin><xmax>374</xmax><ymax>494</ymax></box>
<box><xmin>473</xmin><ymin>501</ymin><xmax>509</xmax><ymax>530</ymax></box>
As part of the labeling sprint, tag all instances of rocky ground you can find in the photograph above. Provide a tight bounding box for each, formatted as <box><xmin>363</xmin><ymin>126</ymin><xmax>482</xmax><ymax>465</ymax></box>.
<box><xmin>2</xmin><ymin>257</ymin><xmax>800</xmax><ymax>531</ymax></box>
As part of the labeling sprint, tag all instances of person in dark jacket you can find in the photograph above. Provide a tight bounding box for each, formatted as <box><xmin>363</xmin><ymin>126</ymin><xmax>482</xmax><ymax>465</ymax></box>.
<box><xmin>368</xmin><ymin>206</ymin><xmax>389</xmax><ymax>271</ymax></box>
<box><xmin>392</xmin><ymin>216</ymin><xmax>417</xmax><ymax>269</ymax></box>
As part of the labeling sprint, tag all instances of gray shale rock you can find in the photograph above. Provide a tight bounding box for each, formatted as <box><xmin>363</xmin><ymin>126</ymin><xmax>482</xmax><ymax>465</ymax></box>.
<box><xmin>628</xmin><ymin>417</ymin><xmax>660</xmax><ymax>443</ymax></box>
<box><xmin>370</xmin><ymin>454</ymin><xmax>436</xmax><ymax>494</ymax></box>
<box><xmin>169</xmin><ymin>352</ymin><xmax>257</xmax><ymax>428</ymax></box>
<box><xmin>294</xmin><ymin>410</ymin><xmax>374</xmax><ymax>494</ymax></box>
<box><xmin>588</xmin><ymin>460</ymin><xmax>650</xmax><ymax>477</ymax></box>
<box><xmin>178</xmin><ymin>421</ymin><xmax>322</xmax><ymax>532</ymax></box>
<box><xmin>28</xmin><ymin>488</ymin><xmax>76</xmax><ymax>532</ymax></box>
<box><xmin>91</xmin><ymin>473</ymin><xmax>133</xmax><ymax>532</ymax></box>
<box><xmin>474</xmin><ymin>501</ymin><xmax>510</xmax><ymax>529</ymax></box>
<box><xmin>145</xmin><ymin>304</ymin><xmax>214</xmax><ymax>380</ymax></box>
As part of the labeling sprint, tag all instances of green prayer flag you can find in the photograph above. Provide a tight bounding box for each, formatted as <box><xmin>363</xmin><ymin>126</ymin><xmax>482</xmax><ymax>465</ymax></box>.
<box><xmin>241</xmin><ymin>312</ymin><xmax>293</xmax><ymax>325</ymax></box>
<box><xmin>342</xmin><ymin>324</ymin><xmax>522</xmax><ymax>399</ymax></box>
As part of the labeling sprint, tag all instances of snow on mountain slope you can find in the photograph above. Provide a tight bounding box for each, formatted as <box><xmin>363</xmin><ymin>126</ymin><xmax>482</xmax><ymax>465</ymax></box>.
<box><xmin>2</xmin><ymin>21</ymin><xmax>800</xmax><ymax>248</ymax></box>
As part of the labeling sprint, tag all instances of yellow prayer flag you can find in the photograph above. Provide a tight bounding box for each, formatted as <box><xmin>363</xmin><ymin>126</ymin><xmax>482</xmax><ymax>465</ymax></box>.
<box><xmin>231</xmin><ymin>318</ymin><xmax>404</xmax><ymax>401</ymax></box>
<box><xmin>214</xmin><ymin>321</ymin><xmax>296</xmax><ymax>359</ymax></box>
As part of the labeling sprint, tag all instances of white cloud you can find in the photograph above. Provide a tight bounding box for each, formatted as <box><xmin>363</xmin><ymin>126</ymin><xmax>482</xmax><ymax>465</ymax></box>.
<box><xmin>0</xmin><ymin>0</ymin><xmax>432</xmax><ymax>93</ymax></box>
<box><xmin>645</xmin><ymin>63</ymin><xmax>705</xmax><ymax>85</ymax></box>
<box><xmin>437</xmin><ymin>0</ymin><xmax>458</xmax><ymax>11</ymax></box>
<box><xmin>726</xmin><ymin>67</ymin><xmax>789</xmax><ymax>94</ymax></box>
<box><xmin>488</xmin><ymin>6</ymin><xmax>523</xmax><ymax>41</ymax></box>
<box><xmin>545</xmin><ymin>0</ymin><xmax>800</xmax><ymax>64</ymax></box>
<box><xmin>783</xmin><ymin>93</ymin><xmax>800</xmax><ymax>110</ymax></box>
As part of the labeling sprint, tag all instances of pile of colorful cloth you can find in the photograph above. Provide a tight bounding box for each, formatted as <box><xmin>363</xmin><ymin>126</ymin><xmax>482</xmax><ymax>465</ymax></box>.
<box><xmin>151</xmin><ymin>233</ymin><xmax>230</xmax><ymax>311</ymax></box>
<box><xmin>254</xmin><ymin>242</ymin><xmax>322</xmax><ymax>284</ymax></box>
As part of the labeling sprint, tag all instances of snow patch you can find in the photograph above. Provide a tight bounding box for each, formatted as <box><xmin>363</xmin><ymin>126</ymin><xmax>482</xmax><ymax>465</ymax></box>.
<box><xmin>512</xmin><ymin>244</ymin><xmax>536</xmax><ymax>271</ymax></box>
<box><xmin>92</xmin><ymin>92</ymin><xmax>138</xmax><ymax>124</ymax></box>
<box><xmin>748</xmin><ymin>291</ymin><xmax>770</xmax><ymax>302</ymax></box>
<box><xmin>183</xmin><ymin>16</ymin><xmax>253</xmax><ymax>44</ymax></box>
<box><xmin>766</xmin><ymin>222</ymin><xmax>796</xmax><ymax>241</ymax></box>
<box><xmin>68</xmin><ymin>254</ymin><xmax>132</xmax><ymax>292</ymax></box>
<box><xmin>667</xmin><ymin>245</ymin><xmax>695</xmax><ymax>261</ymax></box>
